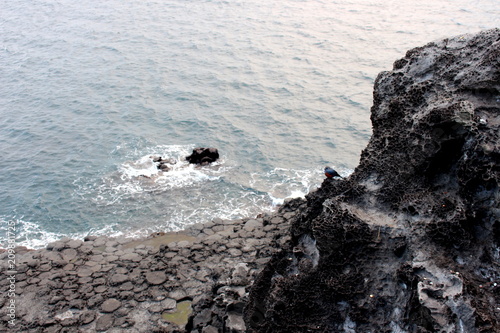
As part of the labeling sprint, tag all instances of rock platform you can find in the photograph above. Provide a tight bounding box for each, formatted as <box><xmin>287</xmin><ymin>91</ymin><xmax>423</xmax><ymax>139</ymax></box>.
<box><xmin>0</xmin><ymin>201</ymin><xmax>302</xmax><ymax>332</ymax></box>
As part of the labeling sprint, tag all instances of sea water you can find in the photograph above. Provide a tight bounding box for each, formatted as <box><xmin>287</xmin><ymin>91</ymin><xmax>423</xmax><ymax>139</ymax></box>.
<box><xmin>0</xmin><ymin>0</ymin><xmax>497</xmax><ymax>248</ymax></box>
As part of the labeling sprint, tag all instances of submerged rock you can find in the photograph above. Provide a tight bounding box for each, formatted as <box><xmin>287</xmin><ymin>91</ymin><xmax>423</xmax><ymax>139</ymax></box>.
<box><xmin>246</xmin><ymin>29</ymin><xmax>500</xmax><ymax>332</ymax></box>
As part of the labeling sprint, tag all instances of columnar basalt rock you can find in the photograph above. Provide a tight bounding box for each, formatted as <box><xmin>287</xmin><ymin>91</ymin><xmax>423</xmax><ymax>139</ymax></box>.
<box><xmin>0</xmin><ymin>203</ymin><xmax>299</xmax><ymax>332</ymax></box>
<box><xmin>246</xmin><ymin>29</ymin><xmax>499</xmax><ymax>333</ymax></box>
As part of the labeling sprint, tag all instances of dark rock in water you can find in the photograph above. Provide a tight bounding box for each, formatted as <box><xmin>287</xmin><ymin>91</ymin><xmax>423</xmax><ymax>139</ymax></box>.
<box><xmin>152</xmin><ymin>156</ymin><xmax>177</xmax><ymax>171</ymax></box>
<box><xmin>186</xmin><ymin>147</ymin><xmax>220</xmax><ymax>165</ymax></box>
<box><xmin>158</xmin><ymin>163</ymin><xmax>171</xmax><ymax>171</ymax></box>
<box><xmin>245</xmin><ymin>29</ymin><xmax>500</xmax><ymax>333</ymax></box>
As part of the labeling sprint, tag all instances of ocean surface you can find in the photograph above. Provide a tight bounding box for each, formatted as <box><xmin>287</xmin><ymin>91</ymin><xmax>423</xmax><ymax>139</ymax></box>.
<box><xmin>1</xmin><ymin>0</ymin><xmax>498</xmax><ymax>248</ymax></box>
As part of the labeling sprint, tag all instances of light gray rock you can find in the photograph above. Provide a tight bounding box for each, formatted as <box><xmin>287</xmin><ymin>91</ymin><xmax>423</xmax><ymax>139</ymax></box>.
<box><xmin>202</xmin><ymin>326</ymin><xmax>219</xmax><ymax>333</ymax></box>
<box><xmin>95</xmin><ymin>313</ymin><xmax>114</xmax><ymax>331</ymax></box>
<box><xmin>47</xmin><ymin>241</ymin><xmax>67</xmax><ymax>251</ymax></box>
<box><xmin>243</xmin><ymin>219</ymin><xmax>263</xmax><ymax>232</ymax></box>
<box><xmin>80</xmin><ymin>310</ymin><xmax>96</xmax><ymax>325</ymax></box>
<box><xmin>61</xmin><ymin>248</ymin><xmax>78</xmax><ymax>261</ymax></box>
<box><xmin>66</xmin><ymin>239</ymin><xmax>83</xmax><ymax>249</ymax></box>
<box><xmin>161</xmin><ymin>298</ymin><xmax>177</xmax><ymax>310</ymax></box>
<box><xmin>120</xmin><ymin>253</ymin><xmax>142</xmax><ymax>262</ymax></box>
<box><xmin>169</xmin><ymin>289</ymin><xmax>188</xmax><ymax>300</ymax></box>
<box><xmin>226</xmin><ymin>312</ymin><xmax>246</xmax><ymax>331</ymax></box>
<box><xmin>109</xmin><ymin>273</ymin><xmax>128</xmax><ymax>285</ymax></box>
<box><xmin>145</xmin><ymin>271</ymin><xmax>167</xmax><ymax>285</ymax></box>
<box><xmin>101</xmin><ymin>298</ymin><xmax>122</xmax><ymax>313</ymax></box>
<box><xmin>77</xmin><ymin>267</ymin><xmax>93</xmax><ymax>277</ymax></box>
<box><xmin>228</xmin><ymin>248</ymin><xmax>243</xmax><ymax>257</ymax></box>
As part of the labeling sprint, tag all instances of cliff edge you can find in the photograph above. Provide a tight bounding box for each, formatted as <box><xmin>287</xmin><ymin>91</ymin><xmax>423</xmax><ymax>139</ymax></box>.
<box><xmin>246</xmin><ymin>29</ymin><xmax>499</xmax><ymax>332</ymax></box>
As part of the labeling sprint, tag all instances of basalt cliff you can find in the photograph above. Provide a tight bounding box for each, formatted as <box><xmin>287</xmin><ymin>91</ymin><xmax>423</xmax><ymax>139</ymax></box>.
<box><xmin>245</xmin><ymin>29</ymin><xmax>499</xmax><ymax>332</ymax></box>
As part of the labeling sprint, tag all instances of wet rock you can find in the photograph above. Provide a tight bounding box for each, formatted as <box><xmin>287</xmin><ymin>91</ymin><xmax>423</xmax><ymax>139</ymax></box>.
<box><xmin>186</xmin><ymin>147</ymin><xmax>220</xmax><ymax>165</ymax></box>
<box><xmin>87</xmin><ymin>294</ymin><xmax>104</xmax><ymax>308</ymax></box>
<box><xmin>230</xmin><ymin>263</ymin><xmax>251</xmax><ymax>286</ymax></box>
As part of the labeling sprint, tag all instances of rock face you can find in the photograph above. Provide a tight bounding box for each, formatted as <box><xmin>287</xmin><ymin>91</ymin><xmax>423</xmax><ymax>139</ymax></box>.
<box><xmin>246</xmin><ymin>29</ymin><xmax>499</xmax><ymax>332</ymax></box>
<box><xmin>186</xmin><ymin>148</ymin><xmax>220</xmax><ymax>165</ymax></box>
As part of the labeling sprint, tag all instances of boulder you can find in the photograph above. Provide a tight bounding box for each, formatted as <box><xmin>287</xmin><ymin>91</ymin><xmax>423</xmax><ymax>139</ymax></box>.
<box><xmin>186</xmin><ymin>147</ymin><xmax>219</xmax><ymax>165</ymax></box>
<box><xmin>153</xmin><ymin>156</ymin><xmax>177</xmax><ymax>171</ymax></box>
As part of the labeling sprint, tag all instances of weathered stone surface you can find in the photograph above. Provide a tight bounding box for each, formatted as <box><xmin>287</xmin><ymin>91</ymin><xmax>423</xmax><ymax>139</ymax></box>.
<box><xmin>109</xmin><ymin>273</ymin><xmax>128</xmax><ymax>285</ymax></box>
<box><xmin>101</xmin><ymin>298</ymin><xmax>122</xmax><ymax>313</ymax></box>
<box><xmin>169</xmin><ymin>289</ymin><xmax>188</xmax><ymax>300</ymax></box>
<box><xmin>66</xmin><ymin>239</ymin><xmax>83</xmax><ymax>249</ymax></box>
<box><xmin>243</xmin><ymin>219</ymin><xmax>262</xmax><ymax>232</ymax></box>
<box><xmin>202</xmin><ymin>326</ymin><xmax>219</xmax><ymax>333</ymax></box>
<box><xmin>245</xmin><ymin>29</ymin><xmax>500</xmax><ymax>333</ymax></box>
<box><xmin>61</xmin><ymin>248</ymin><xmax>78</xmax><ymax>261</ymax></box>
<box><xmin>76</xmin><ymin>267</ymin><xmax>93</xmax><ymax>277</ymax></box>
<box><xmin>80</xmin><ymin>310</ymin><xmax>96</xmax><ymax>325</ymax></box>
<box><xmin>226</xmin><ymin>313</ymin><xmax>246</xmax><ymax>331</ymax></box>
<box><xmin>120</xmin><ymin>253</ymin><xmax>142</xmax><ymax>262</ymax></box>
<box><xmin>161</xmin><ymin>298</ymin><xmax>177</xmax><ymax>310</ymax></box>
<box><xmin>95</xmin><ymin>313</ymin><xmax>114</xmax><ymax>331</ymax></box>
<box><xmin>145</xmin><ymin>271</ymin><xmax>167</xmax><ymax>285</ymax></box>
<box><xmin>47</xmin><ymin>241</ymin><xmax>67</xmax><ymax>251</ymax></box>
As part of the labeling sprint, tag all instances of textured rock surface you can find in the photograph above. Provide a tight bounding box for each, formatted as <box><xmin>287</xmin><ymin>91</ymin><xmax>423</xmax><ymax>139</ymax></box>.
<box><xmin>246</xmin><ymin>29</ymin><xmax>499</xmax><ymax>332</ymax></box>
<box><xmin>0</xmin><ymin>210</ymin><xmax>296</xmax><ymax>332</ymax></box>
<box><xmin>186</xmin><ymin>147</ymin><xmax>220</xmax><ymax>165</ymax></box>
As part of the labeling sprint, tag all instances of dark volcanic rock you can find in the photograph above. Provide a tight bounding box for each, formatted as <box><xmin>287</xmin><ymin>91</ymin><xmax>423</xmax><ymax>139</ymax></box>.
<box><xmin>186</xmin><ymin>147</ymin><xmax>220</xmax><ymax>165</ymax></box>
<box><xmin>246</xmin><ymin>29</ymin><xmax>500</xmax><ymax>332</ymax></box>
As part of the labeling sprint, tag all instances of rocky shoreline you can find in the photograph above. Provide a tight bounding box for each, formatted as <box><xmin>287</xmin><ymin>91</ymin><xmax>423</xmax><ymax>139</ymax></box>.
<box><xmin>2</xmin><ymin>29</ymin><xmax>499</xmax><ymax>332</ymax></box>
<box><xmin>0</xmin><ymin>201</ymin><xmax>304</xmax><ymax>332</ymax></box>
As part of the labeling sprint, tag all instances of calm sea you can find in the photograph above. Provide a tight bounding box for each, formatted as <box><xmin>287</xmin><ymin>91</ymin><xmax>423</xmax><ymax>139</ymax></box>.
<box><xmin>1</xmin><ymin>0</ymin><xmax>497</xmax><ymax>248</ymax></box>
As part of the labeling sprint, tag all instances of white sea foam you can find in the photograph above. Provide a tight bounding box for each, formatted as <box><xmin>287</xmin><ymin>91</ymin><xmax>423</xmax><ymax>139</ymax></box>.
<box><xmin>0</xmin><ymin>217</ymin><xmax>76</xmax><ymax>249</ymax></box>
